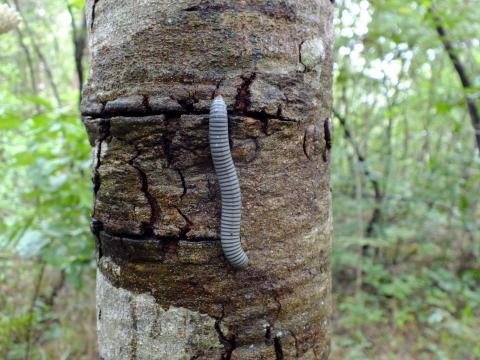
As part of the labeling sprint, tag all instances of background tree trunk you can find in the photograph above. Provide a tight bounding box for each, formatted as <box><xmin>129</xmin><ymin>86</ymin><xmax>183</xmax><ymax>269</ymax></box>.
<box><xmin>81</xmin><ymin>0</ymin><xmax>334</xmax><ymax>358</ymax></box>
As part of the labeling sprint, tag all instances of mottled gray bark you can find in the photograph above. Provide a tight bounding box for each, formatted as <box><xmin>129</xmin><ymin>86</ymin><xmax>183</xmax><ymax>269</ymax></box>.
<box><xmin>81</xmin><ymin>1</ymin><xmax>334</xmax><ymax>359</ymax></box>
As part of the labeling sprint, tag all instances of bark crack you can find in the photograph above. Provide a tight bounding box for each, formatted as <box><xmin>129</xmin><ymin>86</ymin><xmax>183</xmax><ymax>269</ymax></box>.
<box><xmin>85</xmin><ymin>107</ymin><xmax>298</xmax><ymax>123</ymax></box>
<box><xmin>91</xmin><ymin>219</ymin><xmax>104</xmax><ymax>259</ymax></box>
<box><xmin>214</xmin><ymin>306</ymin><xmax>236</xmax><ymax>360</ymax></box>
<box><xmin>265</xmin><ymin>326</ymin><xmax>273</xmax><ymax>345</ymax></box>
<box><xmin>212</xmin><ymin>77</ymin><xmax>225</xmax><ymax>99</ymax></box>
<box><xmin>129</xmin><ymin>150</ymin><xmax>160</xmax><ymax>236</ymax></box>
<box><xmin>273</xmin><ymin>336</ymin><xmax>284</xmax><ymax>360</ymax></box>
<box><xmin>182</xmin><ymin>3</ymin><xmax>230</xmax><ymax>13</ymax></box>
<box><xmin>84</xmin><ymin>92</ymin><xmax>299</xmax><ymax>123</ymax></box>
<box><xmin>175</xmin><ymin>206</ymin><xmax>193</xmax><ymax>238</ymax></box>
<box><xmin>93</xmin><ymin>119</ymin><xmax>110</xmax><ymax>194</ymax></box>
<box><xmin>234</xmin><ymin>72</ymin><xmax>257</xmax><ymax>112</ymax></box>
<box><xmin>298</xmin><ymin>40</ymin><xmax>307</xmax><ymax>72</ymax></box>
<box><xmin>183</xmin><ymin>5</ymin><xmax>200</xmax><ymax>12</ymax></box>
<box><xmin>324</xmin><ymin>117</ymin><xmax>332</xmax><ymax>150</ymax></box>
<box><xmin>322</xmin><ymin>117</ymin><xmax>332</xmax><ymax>162</ymax></box>
<box><xmin>245</xmin><ymin>109</ymin><xmax>296</xmax><ymax>123</ymax></box>
<box><xmin>161</xmin><ymin>135</ymin><xmax>174</xmax><ymax>167</ymax></box>
<box><xmin>177</xmin><ymin>169</ymin><xmax>187</xmax><ymax>199</ymax></box>
<box><xmin>289</xmin><ymin>329</ymin><xmax>299</xmax><ymax>358</ymax></box>
<box><xmin>265</xmin><ymin>325</ymin><xmax>288</xmax><ymax>359</ymax></box>
<box><xmin>106</xmin><ymin>229</ymin><xmax>216</xmax><ymax>241</ymax></box>
<box><xmin>303</xmin><ymin>127</ymin><xmax>312</xmax><ymax>161</ymax></box>
<box><xmin>177</xmin><ymin>94</ymin><xmax>197</xmax><ymax>113</ymax></box>
<box><xmin>91</xmin><ymin>0</ymin><xmax>100</xmax><ymax>31</ymax></box>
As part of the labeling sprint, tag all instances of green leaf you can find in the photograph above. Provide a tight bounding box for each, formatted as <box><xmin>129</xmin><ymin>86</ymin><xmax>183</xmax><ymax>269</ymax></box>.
<box><xmin>0</xmin><ymin>112</ymin><xmax>21</xmax><ymax>129</ymax></box>
<box><xmin>21</xmin><ymin>96</ymin><xmax>54</xmax><ymax>111</ymax></box>
<box><xmin>68</xmin><ymin>0</ymin><xmax>85</xmax><ymax>9</ymax></box>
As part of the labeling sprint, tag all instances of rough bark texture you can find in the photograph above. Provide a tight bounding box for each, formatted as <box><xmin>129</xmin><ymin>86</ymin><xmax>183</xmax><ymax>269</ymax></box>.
<box><xmin>81</xmin><ymin>1</ymin><xmax>334</xmax><ymax>359</ymax></box>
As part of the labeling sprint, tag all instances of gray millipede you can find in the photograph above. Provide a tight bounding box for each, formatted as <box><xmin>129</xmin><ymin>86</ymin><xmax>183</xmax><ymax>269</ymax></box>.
<box><xmin>209</xmin><ymin>96</ymin><xmax>249</xmax><ymax>269</ymax></box>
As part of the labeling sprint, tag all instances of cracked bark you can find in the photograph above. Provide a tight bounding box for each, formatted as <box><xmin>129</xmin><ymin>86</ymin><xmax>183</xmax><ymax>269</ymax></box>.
<box><xmin>214</xmin><ymin>315</ymin><xmax>236</xmax><ymax>359</ymax></box>
<box><xmin>82</xmin><ymin>0</ymin><xmax>334</xmax><ymax>359</ymax></box>
<box><xmin>90</xmin><ymin>0</ymin><xmax>100</xmax><ymax>31</ymax></box>
<box><xmin>92</xmin><ymin>119</ymin><xmax>110</xmax><ymax>195</ymax></box>
<box><xmin>129</xmin><ymin>150</ymin><xmax>160</xmax><ymax>236</ymax></box>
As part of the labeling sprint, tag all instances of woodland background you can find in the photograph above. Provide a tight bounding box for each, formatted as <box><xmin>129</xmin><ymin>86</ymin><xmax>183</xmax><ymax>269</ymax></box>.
<box><xmin>0</xmin><ymin>0</ymin><xmax>479</xmax><ymax>359</ymax></box>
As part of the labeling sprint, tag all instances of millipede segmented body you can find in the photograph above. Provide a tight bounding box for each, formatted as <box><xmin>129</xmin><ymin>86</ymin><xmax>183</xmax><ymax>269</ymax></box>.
<box><xmin>209</xmin><ymin>96</ymin><xmax>249</xmax><ymax>269</ymax></box>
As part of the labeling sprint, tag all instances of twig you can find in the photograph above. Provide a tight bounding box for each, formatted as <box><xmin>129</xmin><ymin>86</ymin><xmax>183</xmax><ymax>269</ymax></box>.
<box><xmin>24</xmin><ymin>260</ymin><xmax>46</xmax><ymax>360</ymax></box>
<box><xmin>12</xmin><ymin>0</ymin><xmax>62</xmax><ymax>106</ymax></box>
<box><xmin>333</xmin><ymin>109</ymin><xmax>383</xmax><ymax>203</ymax></box>
<box><xmin>66</xmin><ymin>2</ymin><xmax>86</xmax><ymax>107</ymax></box>
<box><xmin>429</xmin><ymin>5</ymin><xmax>480</xmax><ymax>153</ymax></box>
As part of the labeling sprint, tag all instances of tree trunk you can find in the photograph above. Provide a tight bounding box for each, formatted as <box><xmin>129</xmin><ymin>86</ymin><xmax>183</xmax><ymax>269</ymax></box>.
<box><xmin>81</xmin><ymin>1</ymin><xmax>334</xmax><ymax>359</ymax></box>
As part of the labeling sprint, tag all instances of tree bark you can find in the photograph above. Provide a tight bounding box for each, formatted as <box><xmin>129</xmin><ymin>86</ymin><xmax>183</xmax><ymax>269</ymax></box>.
<box><xmin>81</xmin><ymin>1</ymin><xmax>334</xmax><ymax>359</ymax></box>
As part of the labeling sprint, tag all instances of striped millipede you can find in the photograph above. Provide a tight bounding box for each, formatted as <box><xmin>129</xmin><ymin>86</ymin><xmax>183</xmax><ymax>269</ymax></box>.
<box><xmin>209</xmin><ymin>96</ymin><xmax>249</xmax><ymax>269</ymax></box>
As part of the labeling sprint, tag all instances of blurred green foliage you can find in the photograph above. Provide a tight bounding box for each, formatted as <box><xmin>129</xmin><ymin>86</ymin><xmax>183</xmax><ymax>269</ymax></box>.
<box><xmin>0</xmin><ymin>0</ymin><xmax>479</xmax><ymax>359</ymax></box>
<box><xmin>332</xmin><ymin>0</ymin><xmax>480</xmax><ymax>358</ymax></box>
<box><xmin>0</xmin><ymin>0</ymin><xmax>94</xmax><ymax>358</ymax></box>
<box><xmin>0</xmin><ymin>0</ymin><xmax>92</xmax><ymax>268</ymax></box>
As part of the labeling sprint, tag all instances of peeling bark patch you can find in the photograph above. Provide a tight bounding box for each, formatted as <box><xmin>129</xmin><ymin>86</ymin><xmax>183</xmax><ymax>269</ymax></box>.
<box><xmin>97</xmin><ymin>270</ymin><xmax>225</xmax><ymax>360</ymax></box>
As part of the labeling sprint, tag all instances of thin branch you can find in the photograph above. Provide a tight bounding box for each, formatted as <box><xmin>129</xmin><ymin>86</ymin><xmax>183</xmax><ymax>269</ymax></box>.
<box><xmin>66</xmin><ymin>2</ymin><xmax>86</xmax><ymax>107</ymax></box>
<box><xmin>12</xmin><ymin>0</ymin><xmax>62</xmax><ymax>106</ymax></box>
<box><xmin>333</xmin><ymin>109</ymin><xmax>382</xmax><ymax>201</ymax></box>
<box><xmin>333</xmin><ymin>109</ymin><xmax>383</xmax><ymax>237</ymax></box>
<box><xmin>24</xmin><ymin>261</ymin><xmax>45</xmax><ymax>360</ymax></box>
<box><xmin>430</xmin><ymin>6</ymin><xmax>480</xmax><ymax>153</ymax></box>
<box><xmin>14</xmin><ymin>27</ymin><xmax>37</xmax><ymax>96</ymax></box>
